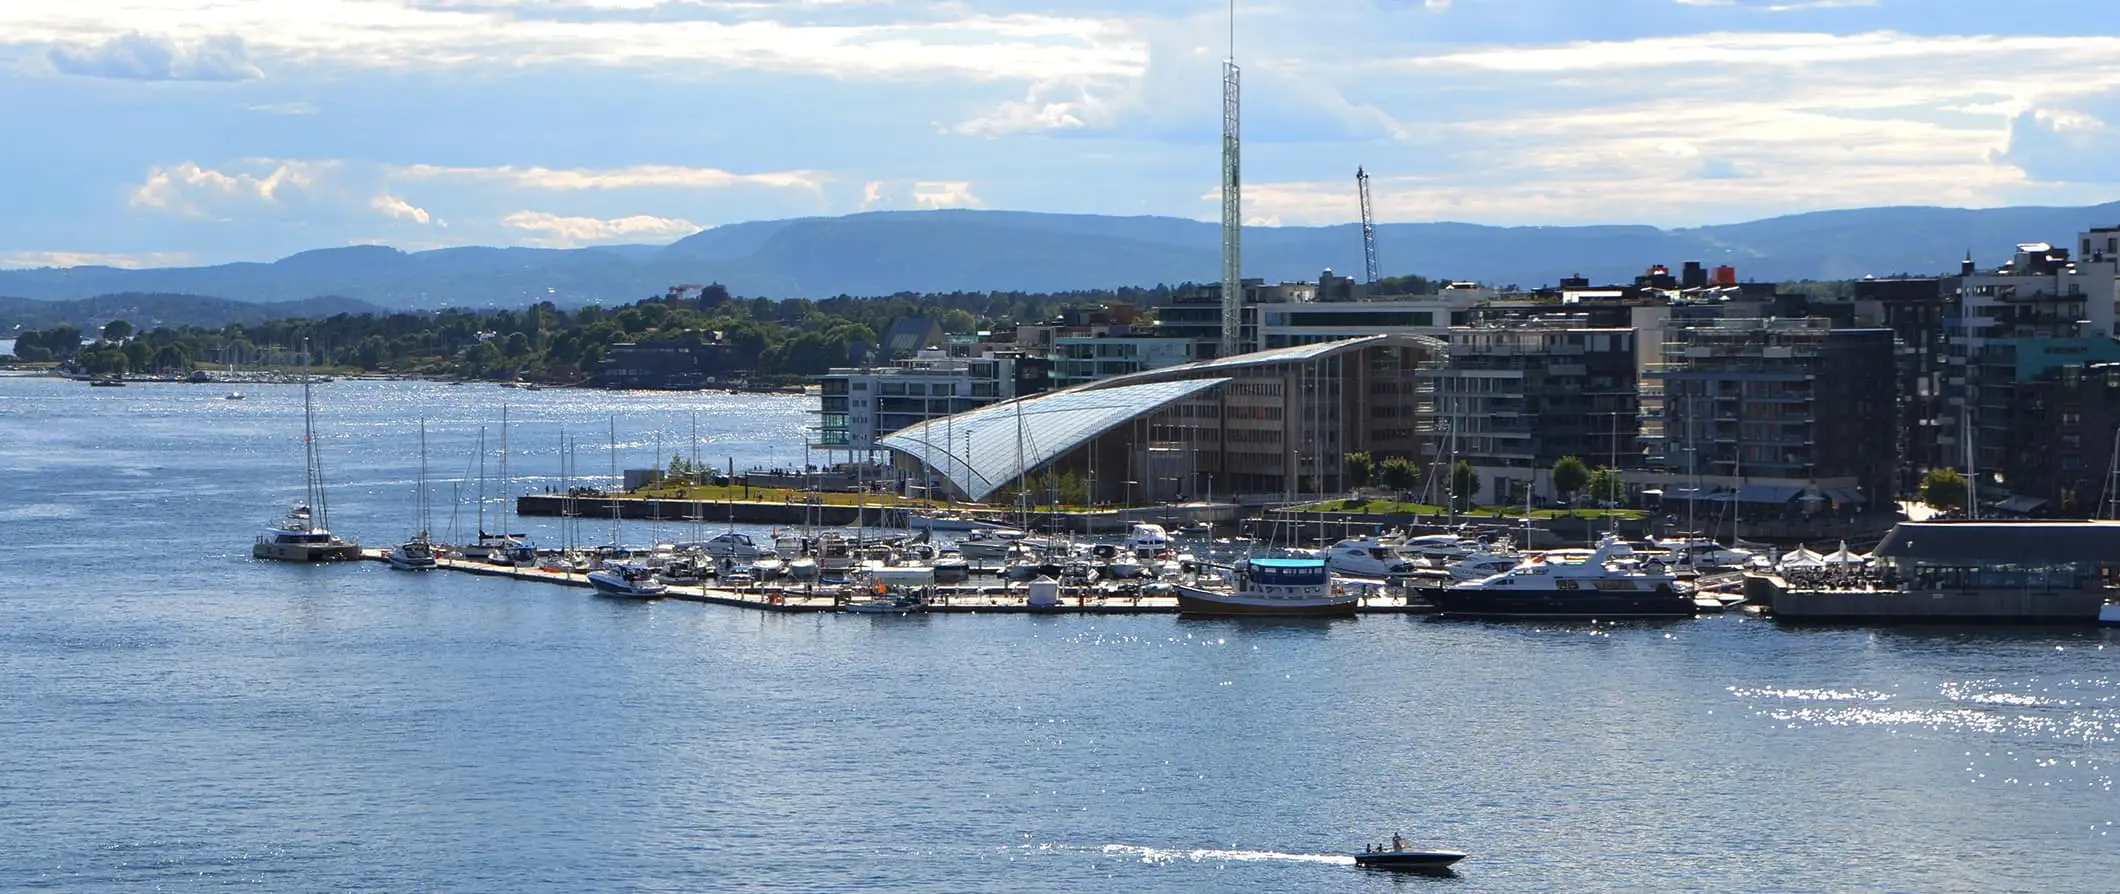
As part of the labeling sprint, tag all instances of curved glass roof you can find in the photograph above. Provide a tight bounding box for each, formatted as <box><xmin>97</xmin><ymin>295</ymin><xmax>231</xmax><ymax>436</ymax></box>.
<box><xmin>1085</xmin><ymin>333</ymin><xmax>1445</xmax><ymax>391</ymax></box>
<box><xmin>879</xmin><ymin>378</ymin><xmax>1230</xmax><ymax>502</ymax></box>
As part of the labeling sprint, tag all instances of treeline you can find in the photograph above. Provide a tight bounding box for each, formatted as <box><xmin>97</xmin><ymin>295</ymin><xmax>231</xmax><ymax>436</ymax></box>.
<box><xmin>7</xmin><ymin>283</ymin><xmax>1190</xmax><ymax>380</ymax></box>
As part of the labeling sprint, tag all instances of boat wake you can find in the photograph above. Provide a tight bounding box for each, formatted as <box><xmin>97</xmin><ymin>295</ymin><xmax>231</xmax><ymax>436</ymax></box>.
<box><xmin>1100</xmin><ymin>843</ymin><xmax>1353</xmax><ymax>867</ymax></box>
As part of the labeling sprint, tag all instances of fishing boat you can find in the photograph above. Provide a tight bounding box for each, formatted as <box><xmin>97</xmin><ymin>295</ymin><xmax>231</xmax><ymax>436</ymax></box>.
<box><xmin>1173</xmin><ymin>555</ymin><xmax>1355</xmax><ymax>617</ymax></box>
<box><xmin>254</xmin><ymin>342</ymin><xmax>360</xmax><ymax>562</ymax></box>
<box><xmin>1421</xmin><ymin>533</ymin><xmax>1696</xmax><ymax>619</ymax></box>
<box><xmin>587</xmin><ymin>564</ymin><xmax>668</xmax><ymax>599</ymax></box>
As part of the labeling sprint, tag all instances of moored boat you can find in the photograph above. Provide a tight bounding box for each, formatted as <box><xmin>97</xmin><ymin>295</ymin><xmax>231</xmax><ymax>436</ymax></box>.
<box><xmin>1174</xmin><ymin>555</ymin><xmax>1355</xmax><ymax>617</ymax></box>
<box><xmin>587</xmin><ymin>564</ymin><xmax>668</xmax><ymax>599</ymax></box>
<box><xmin>385</xmin><ymin>536</ymin><xmax>439</xmax><ymax>570</ymax></box>
<box><xmin>254</xmin><ymin>344</ymin><xmax>360</xmax><ymax>562</ymax></box>
<box><xmin>1421</xmin><ymin>534</ymin><xmax>1695</xmax><ymax>619</ymax></box>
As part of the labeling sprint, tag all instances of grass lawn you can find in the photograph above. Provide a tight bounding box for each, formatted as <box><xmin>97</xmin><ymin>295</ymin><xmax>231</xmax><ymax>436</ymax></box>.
<box><xmin>1290</xmin><ymin>499</ymin><xmax>1648</xmax><ymax>521</ymax></box>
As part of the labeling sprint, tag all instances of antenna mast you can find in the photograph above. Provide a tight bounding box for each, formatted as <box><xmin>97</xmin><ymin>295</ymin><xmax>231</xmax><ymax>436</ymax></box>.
<box><xmin>1357</xmin><ymin>166</ymin><xmax>1379</xmax><ymax>284</ymax></box>
<box><xmin>1218</xmin><ymin>1</ymin><xmax>1243</xmax><ymax>358</ymax></box>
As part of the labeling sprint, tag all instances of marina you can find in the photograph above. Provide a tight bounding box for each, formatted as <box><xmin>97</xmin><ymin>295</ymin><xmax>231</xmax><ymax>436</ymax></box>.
<box><xmin>11</xmin><ymin>374</ymin><xmax>2120</xmax><ymax>893</ymax></box>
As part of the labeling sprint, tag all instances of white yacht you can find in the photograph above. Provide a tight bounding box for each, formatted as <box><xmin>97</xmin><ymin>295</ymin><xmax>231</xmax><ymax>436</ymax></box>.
<box><xmin>1422</xmin><ymin>534</ymin><xmax>1696</xmax><ymax>619</ymax></box>
<box><xmin>1324</xmin><ymin>536</ymin><xmax>1419</xmax><ymax>579</ymax></box>
<box><xmin>692</xmin><ymin>530</ymin><xmax>771</xmax><ymax>561</ymax></box>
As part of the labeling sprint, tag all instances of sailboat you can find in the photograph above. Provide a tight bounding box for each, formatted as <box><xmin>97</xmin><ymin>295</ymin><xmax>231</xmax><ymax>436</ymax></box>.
<box><xmin>459</xmin><ymin>426</ymin><xmax>525</xmax><ymax>561</ymax></box>
<box><xmin>255</xmin><ymin>341</ymin><xmax>361</xmax><ymax>562</ymax></box>
<box><xmin>386</xmin><ymin>420</ymin><xmax>441</xmax><ymax>570</ymax></box>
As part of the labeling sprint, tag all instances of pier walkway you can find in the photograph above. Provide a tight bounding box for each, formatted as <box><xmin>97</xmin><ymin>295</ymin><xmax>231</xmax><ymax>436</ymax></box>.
<box><xmin>357</xmin><ymin>550</ymin><xmax>1432</xmax><ymax>616</ymax></box>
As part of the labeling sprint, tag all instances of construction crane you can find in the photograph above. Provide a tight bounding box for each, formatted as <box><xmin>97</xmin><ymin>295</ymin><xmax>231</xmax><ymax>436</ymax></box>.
<box><xmin>1356</xmin><ymin>167</ymin><xmax>1380</xmax><ymax>284</ymax></box>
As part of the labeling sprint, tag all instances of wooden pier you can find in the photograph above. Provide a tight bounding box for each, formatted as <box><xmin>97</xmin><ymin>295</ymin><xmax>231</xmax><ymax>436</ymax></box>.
<box><xmin>357</xmin><ymin>549</ymin><xmax>1433</xmax><ymax>616</ymax></box>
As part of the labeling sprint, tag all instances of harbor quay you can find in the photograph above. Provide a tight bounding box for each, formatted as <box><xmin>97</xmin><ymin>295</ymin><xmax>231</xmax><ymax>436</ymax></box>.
<box><xmin>357</xmin><ymin>549</ymin><xmax>1432</xmax><ymax>615</ymax></box>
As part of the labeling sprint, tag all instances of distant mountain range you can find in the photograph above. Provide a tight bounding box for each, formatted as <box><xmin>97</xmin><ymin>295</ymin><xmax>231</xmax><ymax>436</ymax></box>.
<box><xmin>5</xmin><ymin>203</ymin><xmax>2119</xmax><ymax>311</ymax></box>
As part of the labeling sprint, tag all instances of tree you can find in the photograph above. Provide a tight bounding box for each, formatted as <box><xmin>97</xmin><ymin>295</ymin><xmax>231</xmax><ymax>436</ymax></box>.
<box><xmin>1378</xmin><ymin>456</ymin><xmax>1420</xmax><ymax>494</ymax></box>
<box><xmin>1922</xmin><ymin>468</ymin><xmax>1969</xmax><ymax>513</ymax></box>
<box><xmin>1551</xmin><ymin>455</ymin><xmax>1590</xmax><ymax>503</ymax></box>
<box><xmin>1450</xmin><ymin>460</ymin><xmax>1480</xmax><ymax>507</ymax></box>
<box><xmin>102</xmin><ymin>319</ymin><xmax>134</xmax><ymax>342</ymax></box>
<box><xmin>1343</xmin><ymin>451</ymin><xmax>1374</xmax><ymax>491</ymax></box>
<box><xmin>1585</xmin><ymin>467</ymin><xmax>1625</xmax><ymax>506</ymax></box>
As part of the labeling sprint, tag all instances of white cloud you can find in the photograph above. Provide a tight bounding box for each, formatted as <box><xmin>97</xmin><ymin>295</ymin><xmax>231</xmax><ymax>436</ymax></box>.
<box><xmin>498</xmin><ymin>210</ymin><xmax>701</xmax><ymax>246</ymax></box>
<box><xmin>370</xmin><ymin>193</ymin><xmax>436</xmax><ymax>225</ymax></box>
<box><xmin>246</xmin><ymin>101</ymin><xmax>317</xmax><ymax>115</ymax></box>
<box><xmin>955</xmin><ymin>81</ymin><xmax>1114</xmax><ymax>136</ymax></box>
<box><xmin>47</xmin><ymin>32</ymin><xmax>263</xmax><ymax>81</ymax></box>
<box><xmin>2</xmin><ymin>2</ymin><xmax>1146</xmax><ymax>82</ymax></box>
<box><xmin>1404</xmin><ymin>30</ymin><xmax>2120</xmax><ymax>74</ymax></box>
<box><xmin>395</xmin><ymin>163</ymin><xmax>821</xmax><ymax>191</ymax></box>
<box><xmin>130</xmin><ymin>159</ymin><xmax>330</xmax><ymax>217</ymax></box>
<box><xmin>0</xmin><ymin>250</ymin><xmax>195</xmax><ymax>269</ymax></box>
<box><xmin>857</xmin><ymin>179</ymin><xmax>982</xmax><ymax>210</ymax></box>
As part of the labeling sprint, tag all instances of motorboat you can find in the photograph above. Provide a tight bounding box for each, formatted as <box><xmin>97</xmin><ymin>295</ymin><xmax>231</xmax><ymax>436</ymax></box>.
<box><xmin>588</xmin><ymin>564</ymin><xmax>668</xmax><ymax>599</ymax></box>
<box><xmin>930</xmin><ymin>548</ymin><xmax>969</xmax><ymax>583</ymax></box>
<box><xmin>654</xmin><ymin>558</ymin><xmax>710</xmax><ymax>587</ymax></box>
<box><xmin>1174</xmin><ymin>556</ymin><xmax>1356</xmax><ymax>617</ymax></box>
<box><xmin>1125</xmin><ymin>522</ymin><xmax>1172</xmax><ymax>557</ymax></box>
<box><xmin>223</xmin><ymin>391</ymin><xmax>244</xmax><ymax>400</ymax></box>
<box><xmin>1324</xmin><ymin>537</ymin><xmax>1419</xmax><ymax>579</ymax></box>
<box><xmin>815</xmin><ymin>533</ymin><xmax>856</xmax><ymax>579</ymax></box>
<box><xmin>1653</xmin><ymin>534</ymin><xmax>1756</xmax><ymax>569</ymax></box>
<box><xmin>693</xmin><ymin>530</ymin><xmax>771</xmax><ymax>561</ymax></box>
<box><xmin>843</xmin><ymin>591</ymin><xmax>925</xmax><ymax>614</ymax></box>
<box><xmin>751</xmin><ymin>554</ymin><xmax>787</xmax><ymax>581</ymax></box>
<box><xmin>1351</xmin><ymin>837</ymin><xmax>1466</xmax><ymax>873</ymax></box>
<box><xmin>954</xmin><ymin>527</ymin><xmax>1024</xmax><ymax>562</ymax></box>
<box><xmin>384</xmin><ymin>536</ymin><xmax>439</xmax><ymax>570</ymax></box>
<box><xmin>1443</xmin><ymin>544</ymin><xmax>1524</xmax><ymax>581</ymax></box>
<box><xmin>1396</xmin><ymin>533</ymin><xmax>1475</xmax><ymax>562</ymax></box>
<box><xmin>1421</xmin><ymin>533</ymin><xmax>1697</xmax><ymax>619</ymax></box>
<box><xmin>907</xmin><ymin>510</ymin><xmax>989</xmax><ymax>532</ymax></box>
<box><xmin>2101</xmin><ymin>602</ymin><xmax>2120</xmax><ymax>627</ymax></box>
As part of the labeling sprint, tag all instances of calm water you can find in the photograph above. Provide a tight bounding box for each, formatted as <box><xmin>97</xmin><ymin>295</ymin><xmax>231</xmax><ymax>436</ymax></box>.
<box><xmin>3</xmin><ymin>376</ymin><xmax>2117</xmax><ymax>892</ymax></box>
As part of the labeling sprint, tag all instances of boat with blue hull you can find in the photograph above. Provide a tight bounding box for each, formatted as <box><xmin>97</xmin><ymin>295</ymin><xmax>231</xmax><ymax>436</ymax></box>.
<box><xmin>1421</xmin><ymin>534</ymin><xmax>1695</xmax><ymax>619</ymax></box>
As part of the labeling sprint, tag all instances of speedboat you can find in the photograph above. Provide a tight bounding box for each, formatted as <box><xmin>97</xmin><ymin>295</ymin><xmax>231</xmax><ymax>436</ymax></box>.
<box><xmin>588</xmin><ymin>564</ymin><xmax>668</xmax><ymax>599</ymax></box>
<box><xmin>1351</xmin><ymin>838</ymin><xmax>1466</xmax><ymax>873</ymax></box>
<box><xmin>1174</xmin><ymin>556</ymin><xmax>1355</xmax><ymax>617</ymax></box>
<box><xmin>1421</xmin><ymin>533</ymin><xmax>1696</xmax><ymax>619</ymax></box>
<box><xmin>223</xmin><ymin>391</ymin><xmax>244</xmax><ymax>400</ymax></box>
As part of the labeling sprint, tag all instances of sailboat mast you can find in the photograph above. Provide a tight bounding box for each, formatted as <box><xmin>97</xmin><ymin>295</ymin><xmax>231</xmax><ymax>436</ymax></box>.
<box><xmin>475</xmin><ymin>427</ymin><xmax>488</xmax><ymax>538</ymax></box>
<box><xmin>499</xmin><ymin>404</ymin><xmax>512</xmax><ymax>536</ymax></box>
<box><xmin>417</xmin><ymin>419</ymin><xmax>430</xmax><ymax>539</ymax></box>
<box><xmin>300</xmin><ymin>339</ymin><xmax>327</xmax><ymax>532</ymax></box>
<box><xmin>608</xmin><ymin>415</ymin><xmax>620</xmax><ymax>547</ymax></box>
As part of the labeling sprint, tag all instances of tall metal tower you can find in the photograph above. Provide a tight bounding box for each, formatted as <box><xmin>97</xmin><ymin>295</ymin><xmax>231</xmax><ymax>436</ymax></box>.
<box><xmin>1356</xmin><ymin>166</ymin><xmax>1379</xmax><ymax>284</ymax></box>
<box><xmin>1218</xmin><ymin>54</ymin><xmax>1243</xmax><ymax>357</ymax></box>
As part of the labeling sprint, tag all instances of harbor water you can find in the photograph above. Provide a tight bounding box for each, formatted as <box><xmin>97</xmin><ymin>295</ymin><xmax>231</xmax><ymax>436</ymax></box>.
<box><xmin>3</xmin><ymin>376</ymin><xmax>2117</xmax><ymax>891</ymax></box>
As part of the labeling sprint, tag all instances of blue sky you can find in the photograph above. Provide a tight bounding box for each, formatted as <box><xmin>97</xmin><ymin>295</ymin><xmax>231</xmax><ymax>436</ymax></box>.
<box><xmin>2</xmin><ymin>0</ymin><xmax>2118</xmax><ymax>268</ymax></box>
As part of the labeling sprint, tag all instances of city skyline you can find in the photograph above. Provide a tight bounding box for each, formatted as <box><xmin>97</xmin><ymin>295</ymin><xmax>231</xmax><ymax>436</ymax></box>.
<box><xmin>3</xmin><ymin>0</ymin><xmax>2117</xmax><ymax>268</ymax></box>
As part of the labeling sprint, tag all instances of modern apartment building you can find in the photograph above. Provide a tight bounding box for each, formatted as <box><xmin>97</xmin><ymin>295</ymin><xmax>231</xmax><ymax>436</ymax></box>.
<box><xmin>813</xmin><ymin>350</ymin><xmax>1020</xmax><ymax>454</ymax></box>
<box><xmin>1420</xmin><ymin>323</ymin><xmax>1641</xmax><ymax>504</ymax></box>
<box><xmin>1643</xmin><ymin>318</ymin><xmax>1896</xmax><ymax>510</ymax></box>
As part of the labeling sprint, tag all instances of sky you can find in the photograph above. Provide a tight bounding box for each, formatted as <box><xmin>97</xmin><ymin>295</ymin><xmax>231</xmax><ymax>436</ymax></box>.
<box><xmin>2</xmin><ymin>0</ymin><xmax>2118</xmax><ymax>268</ymax></box>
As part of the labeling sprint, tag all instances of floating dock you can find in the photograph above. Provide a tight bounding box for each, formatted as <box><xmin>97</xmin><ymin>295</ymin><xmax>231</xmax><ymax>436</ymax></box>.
<box><xmin>358</xmin><ymin>550</ymin><xmax>1432</xmax><ymax>615</ymax></box>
